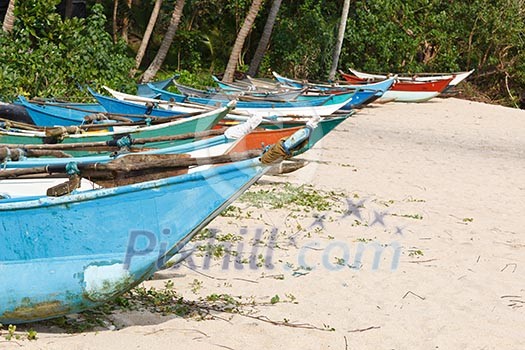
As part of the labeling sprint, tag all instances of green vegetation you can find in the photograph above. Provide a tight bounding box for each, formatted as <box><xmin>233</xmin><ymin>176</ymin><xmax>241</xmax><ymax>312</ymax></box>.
<box><xmin>240</xmin><ymin>183</ymin><xmax>341</xmax><ymax>212</ymax></box>
<box><xmin>0</xmin><ymin>2</ymin><xmax>134</xmax><ymax>101</ymax></box>
<box><xmin>0</xmin><ymin>1</ymin><xmax>523</xmax><ymax>107</ymax></box>
<box><xmin>391</xmin><ymin>213</ymin><xmax>423</xmax><ymax>220</ymax></box>
<box><xmin>408</xmin><ymin>249</ymin><xmax>424</xmax><ymax>257</ymax></box>
<box><xmin>0</xmin><ymin>323</ymin><xmax>38</xmax><ymax>341</ymax></box>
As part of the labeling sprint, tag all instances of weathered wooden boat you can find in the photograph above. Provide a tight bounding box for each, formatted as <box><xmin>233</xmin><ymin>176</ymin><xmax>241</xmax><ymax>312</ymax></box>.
<box><xmin>89</xmin><ymin>87</ymin><xmax>208</xmax><ymax>118</ymax></box>
<box><xmin>0</xmin><ymin>155</ymin><xmax>269</xmax><ymax>323</ymax></box>
<box><xmin>0</xmin><ymin>118</ymin><xmax>327</xmax><ymax>323</ymax></box>
<box><xmin>245</xmin><ymin>76</ymin><xmax>287</xmax><ymax>91</ymax></box>
<box><xmin>149</xmin><ymin>85</ymin><xmax>332</xmax><ymax>108</ymax></box>
<box><xmin>147</xmin><ymin>84</ymin><xmax>356</xmax><ymax>117</ymax></box>
<box><xmin>0</xmin><ymin>115</ymin><xmax>347</xmax><ymax>171</ymax></box>
<box><xmin>339</xmin><ymin>72</ymin><xmax>453</xmax><ymax>102</ymax></box>
<box><xmin>298</xmin><ymin>88</ymin><xmax>381</xmax><ymax>109</ymax></box>
<box><xmin>15</xmin><ymin>97</ymin><xmax>109</xmax><ymax>127</ymax></box>
<box><xmin>174</xmin><ymin>82</ymin><xmax>306</xmax><ymax>102</ymax></box>
<box><xmin>0</xmin><ymin>104</ymin><xmax>231</xmax><ymax>154</ymax></box>
<box><xmin>272</xmin><ymin>71</ymin><xmax>394</xmax><ymax>97</ymax></box>
<box><xmin>348</xmin><ymin>67</ymin><xmax>474</xmax><ymax>91</ymax></box>
<box><xmin>212</xmin><ymin>75</ymin><xmax>269</xmax><ymax>92</ymax></box>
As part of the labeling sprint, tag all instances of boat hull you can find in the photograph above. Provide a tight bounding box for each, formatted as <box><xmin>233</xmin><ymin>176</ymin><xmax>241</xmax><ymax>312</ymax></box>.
<box><xmin>0</xmin><ymin>107</ymin><xmax>228</xmax><ymax>156</ymax></box>
<box><xmin>0</xmin><ymin>158</ymin><xmax>267</xmax><ymax>323</ymax></box>
<box><xmin>15</xmin><ymin>97</ymin><xmax>106</xmax><ymax>127</ymax></box>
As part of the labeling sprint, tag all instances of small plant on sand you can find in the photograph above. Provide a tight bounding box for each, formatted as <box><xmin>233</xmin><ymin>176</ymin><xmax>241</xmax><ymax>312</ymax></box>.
<box><xmin>240</xmin><ymin>183</ymin><xmax>342</xmax><ymax>212</ymax></box>
<box><xmin>0</xmin><ymin>324</ymin><xmax>34</xmax><ymax>341</ymax></box>
<box><xmin>391</xmin><ymin>213</ymin><xmax>423</xmax><ymax>220</ymax></box>
<box><xmin>190</xmin><ymin>279</ymin><xmax>203</xmax><ymax>294</ymax></box>
<box><xmin>335</xmin><ymin>257</ymin><xmax>346</xmax><ymax>266</ymax></box>
<box><xmin>26</xmin><ymin>329</ymin><xmax>38</xmax><ymax>340</ymax></box>
<box><xmin>408</xmin><ymin>249</ymin><xmax>424</xmax><ymax>257</ymax></box>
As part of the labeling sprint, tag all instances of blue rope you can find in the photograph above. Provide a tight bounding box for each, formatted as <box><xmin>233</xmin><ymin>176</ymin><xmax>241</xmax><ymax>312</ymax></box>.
<box><xmin>116</xmin><ymin>135</ymin><xmax>132</xmax><ymax>148</ymax></box>
<box><xmin>65</xmin><ymin>162</ymin><xmax>80</xmax><ymax>176</ymax></box>
<box><xmin>145</xmin><ymin>117</ymin><xmax>152</xmax><ymax>126</ymax></box>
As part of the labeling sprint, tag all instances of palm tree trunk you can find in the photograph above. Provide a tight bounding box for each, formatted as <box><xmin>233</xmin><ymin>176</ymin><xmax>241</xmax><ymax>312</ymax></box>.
<box><xmin>141</xmin><ymin>0</ymin><xmax>186</xmax><ymax>83</ymax></box>
<box><xmin>64</xmin><ymin>0</ymin><xmax>74</xmax><ymax>18</ymax></box>
<box><xmin>328</xmin><ymin>0</ymin><xmax>350</xmax><ymax>81</ymax></box>
<box><xmin>247</xmin><ymin>0</ymin><xmax>282</xmax><ymax>77</ymax></box>
<box><xmin>223</xmin><ymin>0</ymin><xmax>264</xmax><ymax>83</ymax></box>
<box><xmin>122</xmin><ymin>0</ymin><xmax>132</xmax><ymax>43</ymax></box>
<box><xmin>2</xmin><ymin>0</ymin><xmax>15</xmax><ymax>33</ymax></box>
<box><xmin>112</xmin><ymin>0</ymin><xmax>118</xmax><ymax>43</ymax></box>
<box><xmin>130</xmin><ymin>0</ymin><xmax>163</xmax><ymax>77</ymax></box>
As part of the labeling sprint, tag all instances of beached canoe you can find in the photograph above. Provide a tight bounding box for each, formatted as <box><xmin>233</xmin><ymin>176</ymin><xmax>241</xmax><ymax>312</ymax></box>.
<box><xmin>348</xmin><ymin>68</ymin><xmax>475</xmax><ymax>91</ymax></box>
<box><xmin>0</xmin><ymin>116</ymin><xmax>347</xmax><ymax>171</ymax></box>
<box><xmin>0</xmin><ymin>155</ymin><xmax>272</xmax><ymax>323</ymax></box>
<box><xmin>174</xmin><ymin>82</ymin><xmax>306</xmax><ymax>102</ymax></box>
<box><xmin>89</xmin><ymin>87</ymin><xmax>208</xmax><ymax>118</ymax></box>
<box><xmin>148</xmin><ymin>85</ymin><xmax>333</xmax><ymax>108</ymax></box>
<box><xmin>146</xmin><ymin>84</ymin><xmax>355</xmax><ymax>117</ymax></box>
<box><xmin>0</xmin><ymin>104</ymin><xmax>231</xmax><ymax>154</ymax></box>
<box><xmin>339</xmin><ymin>72</ymin><xmax>453</xmax><ymax>102</ymax></box>
<box><xmin>14</xmin><ymin>97</ymin><xmax>108</xmax><ymax>127</ymax></box>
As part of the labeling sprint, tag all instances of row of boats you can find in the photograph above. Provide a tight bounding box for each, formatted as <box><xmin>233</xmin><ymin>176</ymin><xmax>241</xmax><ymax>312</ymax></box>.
<box><xmin>0</xmin><ymin>68</ymin><xmax>472</xmax><ymax>324</ymax></box>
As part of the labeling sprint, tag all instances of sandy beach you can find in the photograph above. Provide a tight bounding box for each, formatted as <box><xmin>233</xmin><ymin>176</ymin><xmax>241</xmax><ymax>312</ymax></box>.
<box><xmin>5</xmin><ymin>98</ymin><xmax>525</xmax><ymax>349</ymax></box>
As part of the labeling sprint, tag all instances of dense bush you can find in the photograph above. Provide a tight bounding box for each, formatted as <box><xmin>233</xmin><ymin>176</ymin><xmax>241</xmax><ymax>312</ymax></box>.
<box><xmin>0</xmin><ymin>0</ymin><xmax>523</xmax><ymax>107</ymax></box>
<box><xmin>0</xmin><ymin>1</ymin><xmax>134</xmax><ymax>101</ymax></box>
<box><xmin>337</xmin><ymin>0</ymin><xmax>525</xmax><ymax>107</ymax></box>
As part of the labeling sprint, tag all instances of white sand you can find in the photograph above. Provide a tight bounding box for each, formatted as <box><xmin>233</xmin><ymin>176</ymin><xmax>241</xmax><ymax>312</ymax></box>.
<box><xmin>8</xmin><ymin>98</ymin><xmax>525</xmax><ymax>349</ymax></box>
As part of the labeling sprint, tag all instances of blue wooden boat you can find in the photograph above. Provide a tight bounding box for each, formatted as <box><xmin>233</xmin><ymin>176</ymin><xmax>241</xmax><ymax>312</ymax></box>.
<box><xmin>89</xmin><ymin>88</ymin><xmax>206</xmax><ymax>118</ymax></box>
<box><xmin>297</xmin><ymin>89</ymin><xmax>379</xmax><ymax>109</ymax></box>
<box><xmin>0</xmin><ymin>105</ymin><xmax>231</xmax><ymax>156</ymax></box>
<box><xmin>174</xmin><ymin>82</ymin><xmax>305</xmax><ymax>102</ymax></box>
<box><xmin>148</xmin><ymin>84</ymin><xmax>332</xmax><ymax>109</ymax></box>
<box><xmin>15</xmin><ymin>97</ymin><xmax>107</xmax><ymax>127</ymax></box>
<box><xmin>2</xmin><ymin>116</ymin><xmax>348</xmax><ymax>169</ymax></box>
<box><xmin>136</xmin><ymin>75</ymin><xmax>178</xmax><ymax>98</ymax></box>
<box><xmin>0</xmin><ymin>156</ymin><xmax>272</xmax><ymax>323</ymax></box>
<box><xmin>145</xmin><ymin>84</ymin><xmax>356</xmax><ymax>117</ymax></box>
<box><xmin>273</xmin><ymin>71</ymin><xmax>396</xmax><ymax>95</ymax></box>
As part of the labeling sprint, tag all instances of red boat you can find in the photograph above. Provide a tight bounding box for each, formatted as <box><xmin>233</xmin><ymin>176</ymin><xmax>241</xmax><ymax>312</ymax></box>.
<box><xmin>339</xmin><ymin>72</ymin><xmax>452</xmax><ymax>102</ymax></box>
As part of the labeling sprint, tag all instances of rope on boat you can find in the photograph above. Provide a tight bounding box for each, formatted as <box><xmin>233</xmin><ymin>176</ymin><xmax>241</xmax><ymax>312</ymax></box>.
<box><xmin>65</xmin><ymin>162</ymin><xmax>80</xmax><ymax>176</ymax></box>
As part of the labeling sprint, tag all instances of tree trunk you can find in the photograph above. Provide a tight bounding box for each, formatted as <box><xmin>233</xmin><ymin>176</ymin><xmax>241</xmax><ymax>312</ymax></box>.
<box><xmin>112</xmin><ymin>0</ymin><xmax>118</xmax><ymax>43</ymax></box>
<box><xmin>64</xmin><ymin>0</ymin><xmax>74</xmax><ymax>18</ymax></box>
<box><xmin>247</xmin><ymin>0</ymin><xmax>282</xmax><ymax>77</ymax></box>
<box><xmin>328</xmin><ymin>0</ymin><xmax>350</xmax><ymax>81</ymax></box>
<box><xmin>2</xmin><ymin>0</ymin><xmax>15</xmax><ymax>33</ymax></box>
<box><xmin>122</xmin><ymin>0</ymin><xmax>132</xmax><ymax>43</ymax></box>
<box><xmin>131</xmin><ymin>0</ymin><xmax>163</xmax><ymax>77</ymax></box>
<box><xmin>223</xmin><ymin>0</ymin><xmax>264</xmax><ymax>83</ymax></box>
<box><xmin>141</xmin><ymin>0</ymin><xmax>186</xmax><ymax>83</ymax></box>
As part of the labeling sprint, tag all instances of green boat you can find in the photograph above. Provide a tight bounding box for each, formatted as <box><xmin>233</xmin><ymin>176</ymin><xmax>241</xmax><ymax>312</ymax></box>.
<box><xmin>0</xmin><ymin>105</ymin><xmax>231</xmax><ymax>156</ymax></box>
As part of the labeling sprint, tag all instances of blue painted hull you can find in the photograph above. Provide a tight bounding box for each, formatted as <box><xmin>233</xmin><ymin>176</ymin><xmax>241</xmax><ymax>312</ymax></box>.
<box><xmin>274</xmin><ymin>72</ymin><xmax>395</xmax><ymax>96</ymax></box>
<box><xmin>148</xmin><ymin>84</ymin><xmax>332</xmax><ymax>108</ymax></box>
<box><xmin>4</xmin><ymin>135</ymin><xmax>230</xmax><ymax>169</ymax></box>
<box><xmin>0</xmin><ymin>158</ymin><xmax>267</xmax><ymax>323</ymax></box>
<box><xmin>342</xmin><ymin>89</ymin><xmax>378</xmax><ymax>109</ymax></box>
<box><xmin>90</xmin><ymin>90</ymin><xmax>190</xmax><ymax>118</ymax></box>
<box><xmin>297</xmin><ymin>89</ymin><xmax>378</xmax><ymax>109</ymax></box>
<box><xmin>15</xmin><ymin>97</ymin><xmax>106</xmax><ymax>127</ymax></box>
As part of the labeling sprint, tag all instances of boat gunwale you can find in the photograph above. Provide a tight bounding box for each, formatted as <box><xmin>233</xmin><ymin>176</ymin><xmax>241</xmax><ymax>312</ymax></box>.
<box><xmin>0</xmin><ymin>157</ymin><xmax>263</xmax><ymax>210</ymax></box>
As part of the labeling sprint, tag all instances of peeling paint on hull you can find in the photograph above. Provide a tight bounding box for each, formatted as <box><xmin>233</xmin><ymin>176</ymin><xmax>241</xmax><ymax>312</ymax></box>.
<box><xmin>0</xmin><ymin>158</ymin><xmax>267</xmax><ymax>323</ymax></box>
